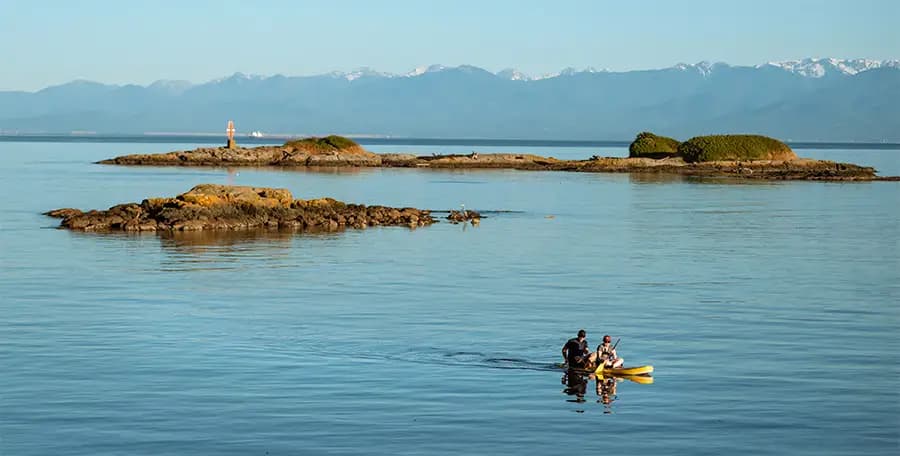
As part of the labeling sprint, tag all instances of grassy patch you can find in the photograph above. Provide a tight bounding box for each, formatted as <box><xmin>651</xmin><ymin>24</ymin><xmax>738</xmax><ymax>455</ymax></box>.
<box><xmin>629</xmin><ymin>132</ymin><xmax>681</xmax><ymax>158</ymax></box>
<box><xmin>678</xmin><ymin>135</ymin><xmax>794</xmax><ymax>162</ymax></box>
<box><xmin>284</xmin><ymin>135</ymin><xmax>360</xmax><ymax>152</ymax></box>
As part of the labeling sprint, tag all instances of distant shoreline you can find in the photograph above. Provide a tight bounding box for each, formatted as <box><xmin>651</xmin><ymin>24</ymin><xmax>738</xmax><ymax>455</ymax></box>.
<box><xmin>1</xmin><ymin>134</ymin><xmax>899</xmax><ymax>150</ymax></box>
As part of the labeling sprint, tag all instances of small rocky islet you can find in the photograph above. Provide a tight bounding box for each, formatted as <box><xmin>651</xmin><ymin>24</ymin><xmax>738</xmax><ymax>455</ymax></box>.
<box><xmin>97</xmin><ymin>133</ymin><xmax>897</xmax><ymax>181</ymax></box>
<box><xmin>46</xmin><ymin>184</ymin><xmax>435</xmax><ymax>232</ymax></box>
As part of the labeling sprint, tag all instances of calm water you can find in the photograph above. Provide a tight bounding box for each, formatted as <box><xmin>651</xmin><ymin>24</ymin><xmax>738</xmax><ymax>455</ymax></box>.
<box><xmin>1</xmin><ymin>142</ymin><xmax>898</xmax><ymax>455</ymax></box>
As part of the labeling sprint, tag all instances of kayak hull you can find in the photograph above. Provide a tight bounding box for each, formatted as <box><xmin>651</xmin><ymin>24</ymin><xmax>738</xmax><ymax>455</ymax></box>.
<box><xmin>618</xmin><ymin>374</ymin><xmax>654</xmax><ymax>384</ymax></box>
<box><xmin>595</xmin><ymin>365</ymin><xmax>653</xmax><ymax>376</ymax></box>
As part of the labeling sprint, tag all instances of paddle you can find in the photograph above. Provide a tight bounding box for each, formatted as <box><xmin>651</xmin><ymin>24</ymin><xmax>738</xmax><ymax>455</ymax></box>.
<box><xmin>610</xmin><ymin>338</ymin><xmax>621</xmax><ymax>367</ymax></box>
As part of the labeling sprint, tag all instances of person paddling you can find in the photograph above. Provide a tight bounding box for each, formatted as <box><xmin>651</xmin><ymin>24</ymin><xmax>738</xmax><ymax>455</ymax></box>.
<box><xmin>561</xmin><ymin>329</ymin><xmax>590</xmax><ymax>369</ymax></box>
<box><xmin>597</xmin><ymin>335</ymin><xmax>624</xmax><ymax>368</ymax></box>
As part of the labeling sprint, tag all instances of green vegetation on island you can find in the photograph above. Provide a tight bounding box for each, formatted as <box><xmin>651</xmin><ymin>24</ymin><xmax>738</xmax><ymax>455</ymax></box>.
<box><xmin>628</xmin><ymin>132</ymin><xmax>681</xmax><ymax>158</ymax></box>
<box><xmin>284</xmin><ymin>135</ymin><xmax>360</xmax><ymax>152</ymax></box>
<box><xmin>678</xmin><ymin>134</ymin><xmax>796</xmax><ymax>163</ymax></box>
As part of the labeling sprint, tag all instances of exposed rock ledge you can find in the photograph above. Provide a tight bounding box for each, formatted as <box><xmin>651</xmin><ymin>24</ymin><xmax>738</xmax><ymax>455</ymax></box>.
<box><xmin>100</xmin><ymin>144</ymin><xmax>381</xmax><ymax>167</ymax></box>
<box><xmin>571</xmin><ymin>157</ymin><xmax>887</xmax><ymax>180</ymax></box>
<box><xmin>45</xmin><ymin>184</ymin><xmax>433</xmax><ymax>232</ymax></box>
<box><xmin>100</xmin><ymin>147</ymin><xmax>893</xmax><ymax>181</ymax></box>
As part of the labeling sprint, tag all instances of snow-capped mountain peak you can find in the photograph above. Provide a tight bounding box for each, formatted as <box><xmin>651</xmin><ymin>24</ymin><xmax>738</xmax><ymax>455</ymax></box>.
<box><xmin>673</xmin><ymin>61</ymin><xmax>722</xmax><ymax>77</ymax></box>
<box><xmin>496</xmin><ymin>68</ymin><xmax>530</xmax><ymax>80</ymax></box>
<box><xmin>208</xmin><ymin>59</ymin><xmax>899</xmax><ymax>85</ymax></box>
<box><xmin>405</xmin><ymin>64</ymin><xmax>447</xmax><ymax>77</ymax></box>
<box><xmin>331</xmin><ymin>67</ymin><xmax>393</xmax><ymax>81</ymax></box>
<box><xmin>210</xmin><ymin>72</ymin><xmax>267</xmax><ymax>84</ymax></box>
<box><xmin>762</xmin><ymin>58</ymin><xmax>900</xmax><ymax>77</ymax></box>
<box><xmin>529</xmin><ymin>66</ymin><xmax>608</xmax><ymax>80</ymax></box>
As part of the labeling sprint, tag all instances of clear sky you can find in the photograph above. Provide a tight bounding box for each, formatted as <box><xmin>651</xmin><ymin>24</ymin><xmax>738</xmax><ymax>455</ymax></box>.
<box><xmin>1</xmin><ymin>0</ymin><xmax>897</xmax><ymax>91</ymax></box>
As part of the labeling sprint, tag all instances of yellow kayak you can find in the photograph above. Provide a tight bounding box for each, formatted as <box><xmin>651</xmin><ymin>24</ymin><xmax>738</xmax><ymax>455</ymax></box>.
<box><xmin>595</xmin><ymin>364</ymin><xmax>654</xmax><ymax>376</ymax></box>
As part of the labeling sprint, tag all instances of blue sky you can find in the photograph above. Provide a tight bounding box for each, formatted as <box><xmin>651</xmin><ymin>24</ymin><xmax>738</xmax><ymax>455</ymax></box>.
<box><xmin>1</xmin><ymin>0</ymin><xmax>897</xmax><ymax>90</ymax></box>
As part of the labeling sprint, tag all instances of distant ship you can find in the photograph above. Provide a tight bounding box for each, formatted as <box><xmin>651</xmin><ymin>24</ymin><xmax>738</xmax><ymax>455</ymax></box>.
<box><xmin>248</xmin><ymin>131</ymin><xmax>263</xmax><ymax>138</ymax></box>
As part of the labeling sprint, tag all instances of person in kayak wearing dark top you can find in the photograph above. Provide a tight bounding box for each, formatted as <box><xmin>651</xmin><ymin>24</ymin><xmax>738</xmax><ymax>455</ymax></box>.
<box><xmin>597</xmin><ymin>334</ymin><xmax>624</xmax><ymax>368</ymax></box>
<box><xmin>562</xmin><ymin>329</ymin><xmax>591</xmax><ymax>368</ymax></box>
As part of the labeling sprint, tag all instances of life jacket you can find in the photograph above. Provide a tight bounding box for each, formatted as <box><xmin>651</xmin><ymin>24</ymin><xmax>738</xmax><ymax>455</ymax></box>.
<box><xmin>598</xmin><ymin>343</ymin><xmax>616</xmax><ymax>359</ymax></box>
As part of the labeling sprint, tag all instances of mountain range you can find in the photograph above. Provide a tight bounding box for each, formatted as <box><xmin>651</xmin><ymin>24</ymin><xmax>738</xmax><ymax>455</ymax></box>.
<box><xmin>1</xmin><ymin>58</ymin><xmax>898</xmax><ymax>141</ymax></box>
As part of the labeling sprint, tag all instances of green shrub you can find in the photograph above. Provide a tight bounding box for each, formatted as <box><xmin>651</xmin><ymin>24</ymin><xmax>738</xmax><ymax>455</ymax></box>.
<box><xmin>677</xmin><ymin>134</ymin><xmax>795</xmax><ymax>162</ymax></box>
<box><xmin>284</xmin><ymin>135</ymin><xmax>359</xmax><ymax>152</ymax></box>
<box><xmin>628</xmin><ymin>132</ymin><xmax>681</xmax><ymax>158</ymax></box>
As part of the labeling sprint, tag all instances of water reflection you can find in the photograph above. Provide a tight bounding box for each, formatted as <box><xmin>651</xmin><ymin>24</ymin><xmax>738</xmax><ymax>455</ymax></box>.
<box><xmin>627</xmin><ymin>173</ymin><xmax>691</xmax><ymax>185</ymax></box>
<box><xmin>597</xmin><ymin>375</ymin><xmax>618</xmax><ymax>413</ymax></box>
<box><xmin>155</xmin><ymin>229</ymin><xmax>343</xmax><ymax>272</ymax></box>
<box><xmin>561</xmin><ymin>369</ymin><xmax>652</xmax><ymax>412</ymax></box>
<box><xmin>562</xmin><ymin>369</ymin><xmax>589</xmax><ymax>404</ymax></box>
<box><xmin>159</xmin><ymin>229</ymin><xmax>301</xmax><ymax>249</ymax></box>
<box><xmin>67</xmin><ymin>227</ymin><xmax>343</xmax><ymax>251</ymax></box>
<box><xmin>627</xmin><ymin>173</ymin><xmax>785</xmax><ymax>185</ymax></box>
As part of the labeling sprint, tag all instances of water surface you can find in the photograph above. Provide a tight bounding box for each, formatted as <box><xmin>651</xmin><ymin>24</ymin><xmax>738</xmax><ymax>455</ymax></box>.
<box><xmin>1</xmin><ymin>141</ymin><xmax>898</xmax><ymax>455</ymax></box>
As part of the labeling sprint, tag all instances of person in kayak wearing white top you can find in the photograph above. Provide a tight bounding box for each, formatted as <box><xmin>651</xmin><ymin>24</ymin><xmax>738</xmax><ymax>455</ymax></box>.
<box><xmin>596</xmin><ymin>335</ymin><xmax>624</xmax><ymax>368</ymax></box>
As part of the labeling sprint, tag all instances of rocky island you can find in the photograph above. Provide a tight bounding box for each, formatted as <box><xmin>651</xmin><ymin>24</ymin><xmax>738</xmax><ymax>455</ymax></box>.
<box><xmin>46</xmin><ymin>184</ymin><xmax>434</xmax><ymax>232</ymax></box>
<box><xmin>99</xmin><ymin>134</ymin><xmax>896</xmax><ymax>181</ymax></box>
<box><xmin>101</xmin><ymin>135</ymin><xmax>382</xmax><ymax>167</ymax></box>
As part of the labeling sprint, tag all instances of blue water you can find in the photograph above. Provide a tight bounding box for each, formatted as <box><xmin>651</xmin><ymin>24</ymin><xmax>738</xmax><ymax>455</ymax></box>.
<box><xmin>1</xmin><ymin>142</ymin><xmax>899</xmax><ymax>455</ymax></box>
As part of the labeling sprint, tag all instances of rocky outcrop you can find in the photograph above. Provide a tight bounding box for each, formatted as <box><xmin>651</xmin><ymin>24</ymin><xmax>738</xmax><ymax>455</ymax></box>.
<box><xmin>411</xmin><ymin>153</ymin><xmax>561</xmax><ymax>168</ymax></box>
<box><xmin>99</xmin><ymin>149</ymin><xmax>892</xmax><ymax>181</ymax></box>
<box><xmin>447</xmin><ymin>209</ymin><xmax>481</xmax><ymax>224</ymax></box>
<box><xmin>100</xmin><ymin>138</ymin><xmax>381</xmax><ymax>167</ymax></box>
<box><xmin>574</xmin><ymin>157</ymin><xmax>881</xmax><ymax>180</ymax></box>
<box><xmin>45</xmin><ymin>184</ymin><xmax>433</xmax><ymax>232</ymax></box>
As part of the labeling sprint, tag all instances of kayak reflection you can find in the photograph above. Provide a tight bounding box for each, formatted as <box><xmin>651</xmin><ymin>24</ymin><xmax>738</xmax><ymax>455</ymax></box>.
<box><xmin>561</xmin><ymin>369</ymin><xmax>653</xmax><ymax>409</ymax></box>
